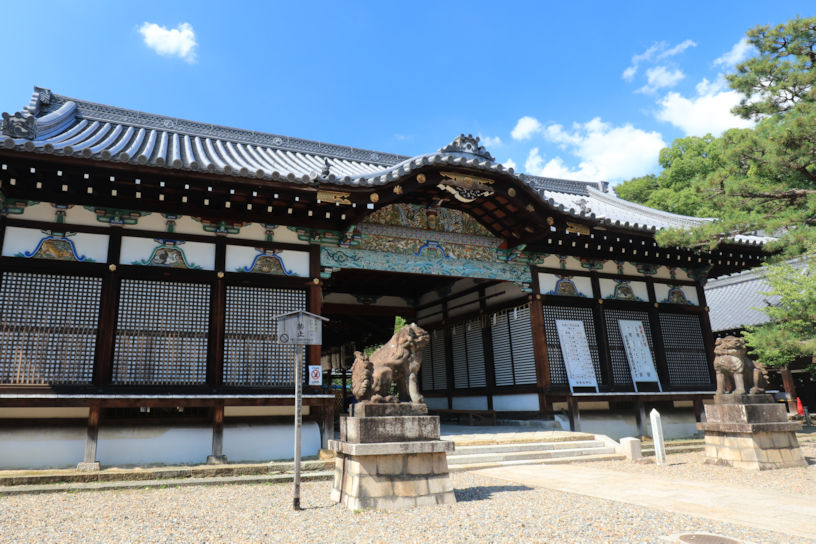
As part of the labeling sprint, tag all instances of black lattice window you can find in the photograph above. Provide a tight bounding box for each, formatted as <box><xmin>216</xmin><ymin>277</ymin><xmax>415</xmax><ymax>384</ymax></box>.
<box><xmin>604</xmin><ymin>309</ymin><xmax>656</xmax><ymax>386</ymax></box>
<box><xmin>658</xmin><ymin>313</ymin><xmax>712</xmax><ymax>386</ymax></box>
<box><xmin>451</xmin><ymin>318</ymin><xmax>486</xmax><ymax>389</ymax></box>
<box><xmin>541</xmin><ymin>305</ymin><xmax>602</xmax><ymax>387</ymax></box>
<box><xmin>420</xmin><ymin>327</ymin><xmax>448</xmax><ymax>391</ymax></box>
<box><xmin>491</xmin><ymin>304</ymin><xmax>537</xmax><ymax>386</ymax></box>
<box><xmin>113</xmin><ymin>279</ymin><xmax>210</xmax><ymax>385</ymax></box>
<box><xmin>223</xmin><ymin>286</ymin><xmax>305</xmax><ymax>386</ymax></box>
<box><xmin>0</xmin><ymin>272</ymin><xmax>101</xmax><ymax>385</ymax></box>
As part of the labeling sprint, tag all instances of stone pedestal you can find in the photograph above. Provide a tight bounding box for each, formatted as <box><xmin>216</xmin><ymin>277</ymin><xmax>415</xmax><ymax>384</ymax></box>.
<box><xmin>328</xmin><ymin>403</ymin><xmax>456</xmax><ymax>510</ymax></box>
<box><xmin>697</xmin><ymin>394</ymin><xmax>806</xmax><ymax>470</ymax></box>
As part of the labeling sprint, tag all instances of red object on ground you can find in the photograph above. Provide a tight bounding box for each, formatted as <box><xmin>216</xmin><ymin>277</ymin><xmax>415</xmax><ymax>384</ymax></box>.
<box><xmin>797</xmin><ymin>397</ymin><xmax>805</xmax><ymax>416</ymax></box>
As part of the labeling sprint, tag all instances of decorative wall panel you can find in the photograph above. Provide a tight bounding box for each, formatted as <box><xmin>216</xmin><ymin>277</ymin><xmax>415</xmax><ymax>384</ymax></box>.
<box><xmin>0</xmin><ymin>272</ymin><xmax>101</xmax><ymax>384</ymax></box>
<box><xmin>112</xmin><ymin>280</ymin><xmax>210</xmax><ymax>385</ymax></box>
<box><xmin>223</xmin><ymin>286</ymin><xmax>306</xmax><ymax>386</ymax></box>
<box><xmin>2</xmin><ymin>226</ymin><xmax>108</xmax><ymax>262</ymax></box>
<box><xmin>491</xmin><ymin>305</ymin><xmax>537</xmax><ymax>387</ymax></box>
<box><xmin>658</xmin><ymin>313</ymin><xmax>711</xmax><ymax>386</ymax></box>
<box><xmin>225</xmin><ymin>245</ymin><xmax>309</xmax><ymax>277</ymax></box>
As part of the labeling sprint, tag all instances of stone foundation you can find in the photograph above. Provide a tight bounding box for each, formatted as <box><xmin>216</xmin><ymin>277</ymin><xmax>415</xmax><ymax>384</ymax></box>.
<box><xmin>329</xmin><ymin>403</ymin><xmax>456</xmax><ymax>510</ymax></box>
<box><xmin>698</xmin><ymin>394</ymin><xmax>805</xmax><ymax>470</ymax></box>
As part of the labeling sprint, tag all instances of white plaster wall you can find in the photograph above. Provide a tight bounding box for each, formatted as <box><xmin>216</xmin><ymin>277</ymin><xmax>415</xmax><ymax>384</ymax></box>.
<box><xmin>425</xmin><ymin>397</ymin><xmax>448</xmax><ymax>410</ymax></box>
<box><xmin>492</xmin><ymin>393</ymin><xmax>540</xmax><ymax>412</ymax></box>
<box><xmin>451</xmin><ymin>396</ymin><xmax>488</xmax><ymax>410</ymax></box>
<box><xmin>571</xmin><ymin>409</ymin><xmax>700</xmax><ymax>440</ymax></box>
<box><xmin>0</xmin><ymin>426</ymin><xmax>85</xmax><ymax>469</ymax></box>
<box><xmin>0</xmin><ymin>422</ymin><xmax>321</xmax><ymax>469</ymax></box>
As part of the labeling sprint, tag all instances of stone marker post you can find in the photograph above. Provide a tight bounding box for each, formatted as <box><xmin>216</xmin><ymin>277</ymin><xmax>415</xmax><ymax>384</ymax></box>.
<box><xmin>650</xmin><ymin>408</ymin><xmax>666</xmax><ymax>466</ymax></box>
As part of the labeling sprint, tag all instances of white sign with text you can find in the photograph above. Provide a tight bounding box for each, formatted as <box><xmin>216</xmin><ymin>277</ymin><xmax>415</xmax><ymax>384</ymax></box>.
<box><xmin>555</xmin><ymin>319</ymin><xmax>598</xmax><ymax>392</ymax></box>
<box><xmin>618</xmin><ymin>319</ymin><xmax>661</xmax><ymax>390</ymax></box>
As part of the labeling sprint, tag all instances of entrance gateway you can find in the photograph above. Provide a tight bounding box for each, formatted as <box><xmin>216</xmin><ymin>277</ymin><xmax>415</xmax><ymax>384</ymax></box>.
<box><xmin>0</xmin><ymin>87</ymin><xmax>767</xmax><ymax>468</ymax></box>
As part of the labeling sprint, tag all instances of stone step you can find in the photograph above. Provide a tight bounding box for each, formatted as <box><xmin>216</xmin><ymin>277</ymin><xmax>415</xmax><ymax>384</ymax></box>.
<box><xmin>0</xmin><ymin>459</ymin><xmax>333</xmax><ymax>488</ymax></box>
<box><xmin>448</xmin><ymin>452</ymin><xmax>624</xmax><ymax>472</ymax></box>
<box><xmin>452</xmin><ymin>440</ymin><xmax>606</xmax><ymax>456</ymax></box>
<box><xmin>0</xmin><ymin>470</ymin><xmax>334</xmax><ymax>496</ymax></box>
<box><xmin>642</xmin><ymin>444</ymin><xmax>705</xmax><ymax>456</ymax></box>
<box><xmin>446</xmin><ymin>432</ymin><xmax>596</xmax><ymax>447</ymax></box>
<box><xmin>447</xmin><ymin>445</ymin><xmax>617</xmax><ymax>466</ymax></box>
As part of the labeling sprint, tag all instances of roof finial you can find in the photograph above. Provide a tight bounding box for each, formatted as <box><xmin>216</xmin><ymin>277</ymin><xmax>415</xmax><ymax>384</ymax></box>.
<box><xmin>321</xmin><ymin>158</ymin><xmax>331</xmax><ymax>178</ymax></box>
<box><xmin>439</xmin><ymin>134</ymin><xmax>495</xmax><ymax>161</ymax></box>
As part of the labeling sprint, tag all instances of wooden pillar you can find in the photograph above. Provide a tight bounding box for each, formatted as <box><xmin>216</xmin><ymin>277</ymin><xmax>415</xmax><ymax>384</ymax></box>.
<box><xmin>635</xmin><ymin>399</ymin><xmax>646</xmax><ymax>437</ymax></box>
<box><xmin>321</xmin><ymin>398</ymin><xmax>335</xmax><ymax>449</ymax></box>
<box><xmin>529</xmin><ymin>296</ymin><xmax>551</xmax><ymax>413</ymax></box>
<box><xmin>78</xmin><ymin>405</ymin><xmax>101</xmax><ymax>471</ymax></box>
<box><xmin>567</xmin><ymin>396</ymin><xmax>581</xmax><ymax>431</ymax></box>
<box><xmin>207</xmin><ymin>241</ymin><xmax>226</xmax><ymax>388</ymax></box>
<box><xmin>207</xmin><ymin>402</ymin><xmax>226</xmax><ymax>464</ymax></box>
<box><xmin>693</xmin><ymin>398</ymin><xmax>704</xmax><ymax>422</ymax></box>
<box><xmin>308</xmin><ymin>244</ymin><xmax>322</xmax><ymax>366</ymax></box>
<box><xmin>780</xmin><ymin>367</ymin><xmax>797</xmax><ymax>413</ymax></box>
<box><xmin>93</xmin><ymin>228</ymin><xmax>122</xmax><ymax>386</ymax></box>
<box><xmin>696</xmin><ymin>283</ymin><xmax>717</xmax><ymax>385</ymax></box>
<box><xmin>646</xmin><ymin>280</ymin><xmax>671</xmax><ymax>390</ymax></box>
<box><xmin>480</xmin><ymin>285</ymin><xmax>496</xmax><ymax>411</ymax></box>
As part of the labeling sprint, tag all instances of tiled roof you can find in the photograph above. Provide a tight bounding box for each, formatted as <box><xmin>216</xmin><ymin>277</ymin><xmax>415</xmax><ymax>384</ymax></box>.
<box><xmin>705</xmin><ymin>268</ymin><xmax>776</xmax><ymax>332</ymax></box>
<box><xmin>0</xmin><ymin>86</ymin><xmax>770</xmax><ymax>243</ymax></box>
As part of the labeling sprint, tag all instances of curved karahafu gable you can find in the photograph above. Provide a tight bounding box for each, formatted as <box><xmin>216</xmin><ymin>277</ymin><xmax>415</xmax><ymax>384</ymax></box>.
<box><xmin>0</xmin><ymin>87</ymin><xmax>769</xmax><ymax>258</ymax></box>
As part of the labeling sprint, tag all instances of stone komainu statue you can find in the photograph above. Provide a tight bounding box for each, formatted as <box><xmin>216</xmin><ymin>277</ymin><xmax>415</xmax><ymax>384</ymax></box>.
<box><xmin>351</xmin><ymin>323</ymin><xmax>430</xmax><ymax>404</ymax></box>
<box><xmin>713</xmin><ymin>335</ymin><xmax>769</xmax><ymax>395</ymax></box>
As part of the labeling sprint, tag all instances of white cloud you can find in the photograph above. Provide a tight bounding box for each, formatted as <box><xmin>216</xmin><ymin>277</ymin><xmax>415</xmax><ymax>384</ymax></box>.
<box><xmin>656</xmin><ymin>77</ymin><xmax>754</xmax><ymax>136</ymax></box>
<box><xmin>659</xmin><ymin>39</ymin><xmax>697</xmax><ymax>60</ymax></box>
<box><xmin>502</xmin><ymin>158</ymin><xmax>517</xmax><ymax>171</ymax></box>
<box><xmin>139</xmin><ymin>22</ymin><xmax>198</xmax><ymax>63</ymax></box>
<box><xmin>714</xmin><ymin>38</ymin><xmax>754</xmax><ymax>68</ymax></box>
<box><xmin>510</xmin><ymin>116</ymin><xmax>543</xmax><ymax>140</ymax></box>
<box><xmin>637</xmin><ymin>66</ymin><xmax>685</xmax><ymax>94</ymax></box>
<box><xmin>525</xmin><ymin>148</ymin><xmax>601</xmax><ymax>181</ymax></box>
<box><xmin>524</xmin><ymin>118</ymin><xmax>665</xmax><ymax>181</ymax></box>
<box><xmin>480</xmin><ymin>135</ymin><xmax>502</xmax><ymax>147</ymax></box>
<box><xmin>622</xmin><ymin>39</ymin><xmax>696</xmax><ymax>81</ymax></box>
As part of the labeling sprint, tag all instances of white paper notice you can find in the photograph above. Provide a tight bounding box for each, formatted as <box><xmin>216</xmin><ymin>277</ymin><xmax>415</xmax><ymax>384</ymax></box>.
<box><xmin>618</xmin><ymin>319</ymin><xmax>659</xmax><ymax>383</ymax></box>
<box><xmin>555</xmin><ymin>319</ymin><xmax>598</xmax><ymax>390</ymax></box>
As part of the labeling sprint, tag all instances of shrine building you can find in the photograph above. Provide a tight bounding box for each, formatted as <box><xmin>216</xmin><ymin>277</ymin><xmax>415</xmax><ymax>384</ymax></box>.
<box><xmin>0</xmin><ymin>87</ymin><xmax>766</xmax><ymax>468</ymax></box>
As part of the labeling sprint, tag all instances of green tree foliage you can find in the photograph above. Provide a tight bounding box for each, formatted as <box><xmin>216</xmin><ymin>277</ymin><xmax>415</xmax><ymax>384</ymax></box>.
<box><xmin>742</xmin><ymin>258</ymin><xmax>816</xmax><ymax>374</ymax></box>
<box><xmin>618</xmin><ymin>16</ymin><xmax>816</xmax><ymax>257</ymax></box>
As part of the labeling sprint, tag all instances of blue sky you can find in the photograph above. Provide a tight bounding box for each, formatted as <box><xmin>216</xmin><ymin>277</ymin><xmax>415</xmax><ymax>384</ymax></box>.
<box><xmin>1</xmin><ymin>1</ymin><xmax>813</xmax><ymax>184</ymax></box>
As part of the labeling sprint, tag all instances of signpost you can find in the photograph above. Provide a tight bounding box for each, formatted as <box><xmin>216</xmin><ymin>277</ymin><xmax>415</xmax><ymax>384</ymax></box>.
<box><xmin>275</xmin><ymin>310</ymin><xmax>328</xmax><ymax>511</ymax></box>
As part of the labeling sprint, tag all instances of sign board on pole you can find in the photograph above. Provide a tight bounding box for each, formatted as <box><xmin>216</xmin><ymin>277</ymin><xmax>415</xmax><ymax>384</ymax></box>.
<box><xmin>308</xmin><ymin>365</ymin><xmax>322</xmax><ymax>386</ymax></box>
<box><xmin>555</xmin><ymin>319</ymin><xmax>599</xmax><ymax>392</ymax></box>
<box><xmin>273</xmin><ymin>310</ymin><xmax>328</xmax><ymax>511</ymax></box>
<box><xmin>617</xmin><ymin>319</ymin><xmax>661</xmax><ymax>391</ymax></box>
<box><xmin>275</xmin><ymin>310</ymin><xmax>328</xmax><ymax>346</ymax></box>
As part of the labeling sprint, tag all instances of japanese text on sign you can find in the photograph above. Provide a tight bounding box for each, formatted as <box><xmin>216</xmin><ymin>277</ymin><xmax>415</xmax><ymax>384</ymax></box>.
<box><xmin>555</xmin><ymin>319</ymin><xmax>598</xmax><ymax>390</ymax></box>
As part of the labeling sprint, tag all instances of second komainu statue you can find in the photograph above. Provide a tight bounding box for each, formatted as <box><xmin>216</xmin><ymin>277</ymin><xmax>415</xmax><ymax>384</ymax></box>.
<box><xmin>713</xmin><ymin>335</ymin><xmax>768</xmax><ymax>395</ymax></box>
<box><xmin>351</xmin><ymin>323</ymin><xmax>430</xmax><ymax>404</ymax></box>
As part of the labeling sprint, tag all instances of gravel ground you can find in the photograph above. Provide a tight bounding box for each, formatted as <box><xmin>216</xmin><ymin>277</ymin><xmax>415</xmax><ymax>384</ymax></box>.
<box><xmin>0</xmin><ymin>470</ymin><xmax>808</xmax><ymax>544</ymax></box>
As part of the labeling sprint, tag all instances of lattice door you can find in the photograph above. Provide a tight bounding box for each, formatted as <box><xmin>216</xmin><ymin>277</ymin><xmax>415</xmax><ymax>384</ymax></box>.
<box><xmin>113</xmin><ymin>279</ymin><xmax>210</xmax><ymax>385</ymax></box>
<box><xmin>0</xmin><ymin>272</ymin><xmax>101</xmax><ymax>384</ymax></box>
<box><xmin>223</xmin><ymin>286</ymin><xmax>305</xmax><ymax>386</ymax></box>
<box><xmin>658</xmin><ymin>312</ymin><xmax>712</xmax><ymax>386</ymax></box>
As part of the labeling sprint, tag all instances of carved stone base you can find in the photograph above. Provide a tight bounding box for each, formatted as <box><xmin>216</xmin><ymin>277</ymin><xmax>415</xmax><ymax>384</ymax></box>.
<box><xmin>329</xmin><ymin>402</ymin><xmax>456</xmax><ymax>510</ymax></box>
<box><xmin>698</xmin><ymin>393</ymin><xmax>805</xmax><ymax>470</ymax></box>
<box><xmin>76</xmin><ymin>462</ymin><xmax>100</xmax><ymax>472</ymax></box>
<box><xmin>206</xmin><ymin>455</ymin><xmax>228</xmax><ymax>465</ymax></box>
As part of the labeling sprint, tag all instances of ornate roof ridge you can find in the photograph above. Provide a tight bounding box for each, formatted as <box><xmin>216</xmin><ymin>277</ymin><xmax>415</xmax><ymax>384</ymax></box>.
<box><xmin>35</xmin><ymin>88</ymin><xmax>408</xmax><ymax>166</ymax></box>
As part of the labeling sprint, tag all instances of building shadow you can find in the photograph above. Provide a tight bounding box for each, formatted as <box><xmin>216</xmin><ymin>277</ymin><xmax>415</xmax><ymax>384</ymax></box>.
<box><xmin>454</xmin><ymin>484</ymin><xmax>535</xmax><ymax>502</ymax></box>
